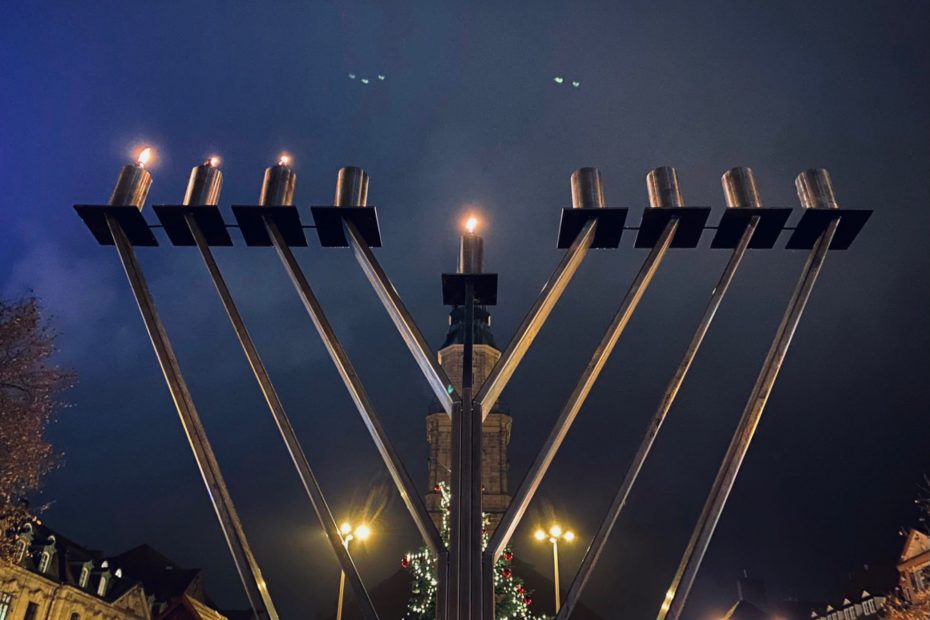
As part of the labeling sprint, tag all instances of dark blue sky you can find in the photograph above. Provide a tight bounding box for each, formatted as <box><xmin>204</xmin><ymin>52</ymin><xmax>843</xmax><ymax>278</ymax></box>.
<box><xmin>2</xmin><ymin>1</ymin><xmax>929</xmax><ymax>618</ymax></box>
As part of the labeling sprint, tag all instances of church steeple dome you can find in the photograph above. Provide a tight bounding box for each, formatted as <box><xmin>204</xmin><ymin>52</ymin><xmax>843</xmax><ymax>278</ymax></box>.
<box><xmin>440</xmin><ymin>305</ymin><xmax>497</xmax><ymax>349</ymax></box>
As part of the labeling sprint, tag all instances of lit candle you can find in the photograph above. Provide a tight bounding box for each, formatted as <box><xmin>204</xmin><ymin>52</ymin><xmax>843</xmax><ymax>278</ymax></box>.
<box><xmin>183</xmin><ymin>156</ymin><xmax>223</xmax><ymax>206</ymax></box>
<box><xmin>259</xmin><ymin>154</ymin><xmax>296</xmax><ymax>206</ymax></box>
<box><xmin>459</xmin><ymin>216</ymin><xmax>483</xmax><ymax>274</ymax></box>
<box><xmin>109</xmin><ymin>147</ymin><xmax>154</xmax><ymax>208</ymax></box>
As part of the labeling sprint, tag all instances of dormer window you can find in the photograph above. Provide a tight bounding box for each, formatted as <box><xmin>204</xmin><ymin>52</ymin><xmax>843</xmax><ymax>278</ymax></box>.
<box><xmin>37</xmin><ymin>551</ymin><xmax>51</xmax><ymax>574</ymax></box>
<box><xmin>97</xmin><ymin>574</ymin><xmax>108</xmax><ymax>597</ymax></box>
<box><xmin>79</xmin><ymin>565</ymin><xmax>90</xmax><ymax>588</ymax></box>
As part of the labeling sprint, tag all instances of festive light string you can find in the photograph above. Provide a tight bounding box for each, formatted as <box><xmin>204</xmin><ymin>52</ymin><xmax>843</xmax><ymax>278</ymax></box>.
<box><xmin>401</xmin><ymin>482</ymin><xmax>548</xmax><ymax>620</ymax></box>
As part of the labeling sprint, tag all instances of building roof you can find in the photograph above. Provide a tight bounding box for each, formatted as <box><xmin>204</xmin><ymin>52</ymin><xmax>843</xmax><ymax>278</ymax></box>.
<box><xmin>110</xmin><ymin>544</ymin><xmax>202</xmax><ymax>604</ymax></box>
<box><xmin>17</xmin><ymin>522</ymin><xmax>139</xmax><ymax>602</ymax></box>
<box><xmin>722</xmin><ymin>600</ymin><xmax>769</xmax><ymax>620</ymax></box>
<box><xmin>157</xmin><ymin>594</ymin><xmax>231</xmax><ymax>620</ymax></box>
<box><xmin>441</xmin><ymin>306</ymin><xmax>497</xmax><ymax>348</ymax></box>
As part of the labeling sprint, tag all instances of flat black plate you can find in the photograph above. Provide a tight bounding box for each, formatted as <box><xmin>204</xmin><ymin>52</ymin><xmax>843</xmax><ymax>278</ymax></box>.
<box><xmin>153</xmin><ymin>206</ymin><xmax>233</xmax><ymax>247</ymax></box>
<box><xmin>441</xmin><ymin>273</ymin><xmax>498</xmax><ymax>306</ymax></box>
<box><xmin>711</xmin><ymin>208</ymin><xmax>793</xmax><ymax>249</ymax></box>
<box><xmin>635</xmin><ymin>207</ymin><xmax>711</xmax><ymax>248</ymax></box>
<box><xmin>785</xmin><ymin>208</ymin><xmax>872</xmax><ymax>250</ymax></box>
<box><xmin>556</xmin><ymin>208</ymin><xmax>628</xmax><ymax>249</ymax></box>
<box><xmin>310</xmin><ymin>206</ymin><xmax>382</xmax><ymax>248</ymax></box>
<box><xmin>74</xmin><ymin>205</ymin><xmax>158</xmax><ymax>246</ymax></box>
<box><xmin>232</xmin><ymin>206</ymin><xmax>307</xmax><ymax>247</ymax></box>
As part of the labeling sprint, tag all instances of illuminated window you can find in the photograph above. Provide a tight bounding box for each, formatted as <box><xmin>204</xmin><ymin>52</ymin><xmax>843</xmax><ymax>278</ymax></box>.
<box><xmin>79</xmin><ymin>566</ymin><xmax>89</xmax><ymax>588</ymax></box>
<box><xmin>0</xmin><ymin>592</ymin><xmax>12</xmax><ymax>620</ymax></box>
<box><xmin>15</xmin><ymin>540</ymin><xmax>27</xmax><ymax>563</ymax></box>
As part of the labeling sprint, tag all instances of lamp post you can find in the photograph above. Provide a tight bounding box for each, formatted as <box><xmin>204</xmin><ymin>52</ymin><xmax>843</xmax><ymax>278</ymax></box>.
<box><xmin>534</xmin><ymin>525</ymin><xmax>575</xmax><ymax>613</ymax></box>
<box><xmin>336</xmin><ymin>521</ymin><xmax>371</xmax><ymax>620</ymax></box>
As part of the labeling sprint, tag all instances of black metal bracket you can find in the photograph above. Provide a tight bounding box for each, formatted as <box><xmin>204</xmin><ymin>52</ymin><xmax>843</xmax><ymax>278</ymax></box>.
<box><xmin>153</xmin><ymin>206</ymin><xmax>233</xmax><ymax>247</ymax></box>
<box><xmin>556</xmin><ymin>208</ymin><xmax>628</xmax><ymax>249</ymax></box>
<box><xmin>442</xmin><ymin>273</ymin><xmax>498</xmax><ymax>306</ymax></box>
<box><xmin>232</xmin><ymin>206</ymin><xmax>307</xmax><ymax>247</ymax></box>
<box><xmin>635</xmin><ymin>207</ymin><xmax>711</xmax><ymax>248</ymax></box>
<box><xmin>785</xmin><ymin>208</ymin><xmax>872</xmax><ymax>250</ymax></box>
<box><xmin>711</xmin><ymin>208</ymin><xmax>792</xmax><ymax>249</ymax></box>
<box><xmin>74</xmin><ymin>205</ymin><xmax>158</xmax><ymax>246</ymax></box>
<box><xmin>310</xmin><ymin>206</ymin><xmax>383</xmax><ymax>248</ymax></box>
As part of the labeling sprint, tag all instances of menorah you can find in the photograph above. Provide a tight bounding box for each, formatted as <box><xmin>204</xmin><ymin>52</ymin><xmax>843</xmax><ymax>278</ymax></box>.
<box><xmin>75</xmin><ymin>153</ymin><xmax>869</xmax><ymax>620</ymax></box>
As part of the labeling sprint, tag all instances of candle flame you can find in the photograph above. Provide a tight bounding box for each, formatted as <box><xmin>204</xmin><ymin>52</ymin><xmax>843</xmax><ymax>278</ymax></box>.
<box><xmin>278</xmin><ymin>154</ymin><xmax>291</xmax><ymax>166</ymax></box>
<box><xmin>207</xmin><ymin>156</ymin><xmax>221</xmax><ymax>167</ymax></box>
<box><xmin>465</xmin><ymin>216</ymin><xmax>479</xmax><ymax>234</ymax></box>
<box><xmin>136</xmin><ymin>147</ymin><xmax>153</xmax><ymax>167</ymax></box>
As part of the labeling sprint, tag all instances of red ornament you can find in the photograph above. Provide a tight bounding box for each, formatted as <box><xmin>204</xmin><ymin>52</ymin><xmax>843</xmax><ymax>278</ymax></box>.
<box><xmin>434</xmin><ymin>484</ymin><xmax>442</xmax><ymax>492</ymax></box>
<box><xmin>503</xmin><ymin>551</ymin><xmax>513</xmax><ymax>562</ymax></box>
<box><xmin>401</xmin><ymin>557</ymin><xmax>410</xmax><ymax>568</ymax></box>
<box><xmin>524</xmin><ymin>597</ymin><xmax>533</xmax><ymax>606</ymax></box>
<box><xmin>516</xmin><ymin>584</ymin><xmax>525</xmax><ymax>594</ymax></box>
<box><xmin>501</xmin><ymin>568</ymin><xmax>512</xmax><ymax>578</ymax></box>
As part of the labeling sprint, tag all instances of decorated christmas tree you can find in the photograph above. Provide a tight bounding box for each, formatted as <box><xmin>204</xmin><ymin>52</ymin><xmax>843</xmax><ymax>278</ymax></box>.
<box><xmin>401</xmin><ymin>482</ymin><xmax>550</xmax><ymax>620</ymax></box>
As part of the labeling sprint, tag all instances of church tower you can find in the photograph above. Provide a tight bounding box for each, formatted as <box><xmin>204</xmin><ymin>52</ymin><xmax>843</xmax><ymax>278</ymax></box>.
<box><xmin>425</xmin><ymin>222</ymin><xmax>512</xmax><ymax>533</ymax></box>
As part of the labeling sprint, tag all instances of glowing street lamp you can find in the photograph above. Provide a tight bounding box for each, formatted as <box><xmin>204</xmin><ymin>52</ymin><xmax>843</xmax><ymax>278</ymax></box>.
<box><xmin>336</xmin><ymin>521</ymin><xmax>371</xmax><ymax>620</ymax></box>
<box><xmin>534</xmin><ymin>524</ymin><xmax>575</xmax><ymax>613</ymax></box>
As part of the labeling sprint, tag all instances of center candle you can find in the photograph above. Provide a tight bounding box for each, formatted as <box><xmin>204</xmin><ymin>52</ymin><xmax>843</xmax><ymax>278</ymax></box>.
<box><xmin>459</xmin><ymin>216</ymin><xmax>483</xmax><ymax>274</ymax></box>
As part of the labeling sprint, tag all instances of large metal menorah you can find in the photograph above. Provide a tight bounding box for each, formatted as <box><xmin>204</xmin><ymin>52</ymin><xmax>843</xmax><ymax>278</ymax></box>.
<box><xmin>75</xmin><ymin>158</ymin><xmax>869</xmax><ymax>620</ymax></box>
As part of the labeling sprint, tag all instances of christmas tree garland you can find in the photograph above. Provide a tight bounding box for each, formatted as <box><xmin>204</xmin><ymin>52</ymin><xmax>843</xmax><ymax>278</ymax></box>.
<box><xmin>401</xmin><ymin>482</ymin><xmax>550</xmax><ymax>620</ymax></box>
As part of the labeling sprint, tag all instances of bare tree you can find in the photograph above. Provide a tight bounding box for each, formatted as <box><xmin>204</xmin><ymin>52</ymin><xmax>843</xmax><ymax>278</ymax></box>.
<box><xmin>0</xmin><ymin>297</ymin><xmax>73</xmax><ymax>560</ymax></box>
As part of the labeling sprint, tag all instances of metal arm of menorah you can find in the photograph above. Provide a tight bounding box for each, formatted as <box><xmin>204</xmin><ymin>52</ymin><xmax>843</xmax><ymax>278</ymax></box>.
<box><xmin>656</xmin><ymin>169</ymin><xmax>847</xmax><ymax>620</ymax></box>
<box><xmin>75</xmin><ymin>153</ymin><xmax>871</xmax><ymax>620</ymax></box>
<box><xmin>75</xmin><ymin>157</ymin><xmax>280</xmax><ymax>619</ymax></box>
<box><xmin>556</xmin><ymin>167</ymin><xmax>774</xmax><ymax>620</ymax></box>
<box><xmin>335</xmin><ymin>167</ymin><xmax>460</xmax><ymax>417</ymax></box>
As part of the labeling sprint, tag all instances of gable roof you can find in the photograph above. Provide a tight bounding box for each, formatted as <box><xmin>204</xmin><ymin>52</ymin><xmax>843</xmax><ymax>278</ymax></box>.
<box><xmin>899</xmin><ymin>528</ymin><xmax>930</xmax><ymax>563</ymax></box>
<box><xmin>722</xmin><ymin>600</ymin><xmax>769</xmax><ymax>620</ymax></box>
<box><xmin>110</xmin><ymin>544</ymin><xmax>201</xmax><ymax>604</ymax></box>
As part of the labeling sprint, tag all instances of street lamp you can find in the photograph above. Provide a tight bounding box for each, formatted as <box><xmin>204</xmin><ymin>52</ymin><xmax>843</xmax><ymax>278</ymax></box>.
<box><xmin>336</xmin><ymin>521</ymin><xmax>371</xmax><ymax>620</ymax></box>
<box><xmin>534</xmin><ymin>525</ymin><xmax>575</xmax><ymax>613</ymax></box>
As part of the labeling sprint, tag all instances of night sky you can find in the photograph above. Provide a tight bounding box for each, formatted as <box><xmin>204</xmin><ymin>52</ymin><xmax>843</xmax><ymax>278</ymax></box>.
<box><xmin>2</xmin><ymin>2</ymin><xmax>929</xmax><ymax>618</ymax></box>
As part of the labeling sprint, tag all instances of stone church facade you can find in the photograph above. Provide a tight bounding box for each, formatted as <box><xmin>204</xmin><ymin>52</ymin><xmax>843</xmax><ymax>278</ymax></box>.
<box><xmin>425</xmin><ymin>305</ymin><xmax>512</xmax><ymax>532</ymax></box>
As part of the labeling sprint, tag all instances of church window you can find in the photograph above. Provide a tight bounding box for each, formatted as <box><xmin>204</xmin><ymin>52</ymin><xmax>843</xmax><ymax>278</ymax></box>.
<box><xmin>0</xmin><ymin>593</ymin><xmax>12</xmax><ymax>620</ymax></box>
<box><xmin>15</xmin><ymin>540</ymin><xmax>27</xmax><ymax>563</ymax></box>
<box><xmin>37</xmin><ymin>551</ymin><xmax>51</xmax><ymax>574</ymax></box>
<box><xmin>69</xmin><ymin>613</ymin><xmax>80</xmax><ymax>620</ymax></box>
<box><xmin>79</xmin><ymin>566</ymin><xmax>90</xmax><ymax>588</ymax></box>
